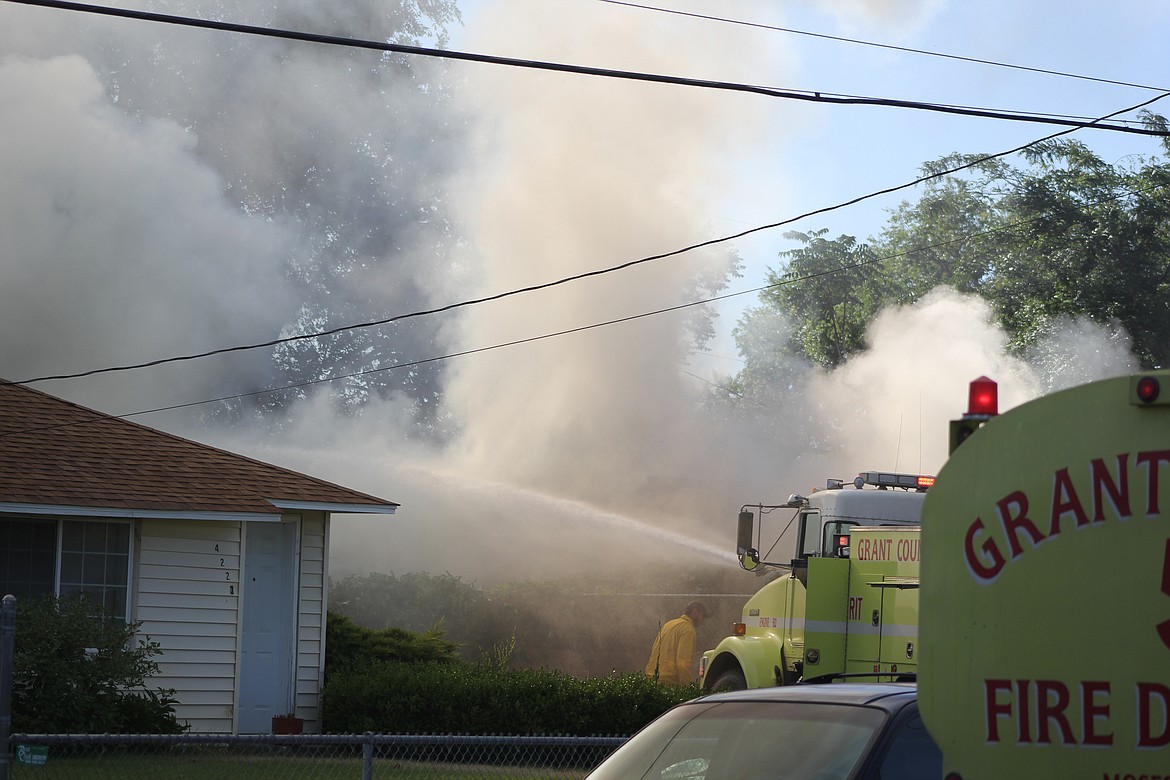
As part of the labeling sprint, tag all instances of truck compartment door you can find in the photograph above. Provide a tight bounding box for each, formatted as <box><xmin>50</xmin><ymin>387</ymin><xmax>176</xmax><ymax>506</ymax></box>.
<box><xmin>801</xmin><ymin>557</ymin><xmax>849</xmax><ymax>678</ymax></box>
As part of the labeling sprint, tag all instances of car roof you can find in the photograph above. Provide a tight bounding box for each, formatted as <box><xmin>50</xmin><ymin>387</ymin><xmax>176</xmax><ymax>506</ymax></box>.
<box><xmin>687</xmin><ymin>683</ymin><xmax>918</xmax><ymax>713</ymax></box>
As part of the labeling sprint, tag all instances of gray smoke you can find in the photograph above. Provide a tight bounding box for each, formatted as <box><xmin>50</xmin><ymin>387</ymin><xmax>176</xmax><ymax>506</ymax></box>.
<box><xmin>0</xmin><ymin>0</ymin><xmax>1140</xmax><ymax>584</ymax></box>
<box><xmin>2</xmin><ymin>0</ymin><xmax>460</xmax><ymax>415</ymax></box>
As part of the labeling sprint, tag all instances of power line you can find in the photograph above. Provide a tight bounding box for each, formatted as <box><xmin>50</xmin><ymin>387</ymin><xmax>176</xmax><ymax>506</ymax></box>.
<box><xmin>9</xmin><ymin>176</ymin><xmax>1167</xmax><ymax>438</ymax></box>
<box><xmin>3</xmin><ymin>0</ymin><xmax>1167</xmax><ymax>136</ymax></box>
<box><xmin>595</xmin><ymin>0</ymin><xmax>1170</xmax><ymax>94</ymax></box>
<box><xmin>681</xmin><ymin>369</ymin><xmax>745</xmax><ymax>398</ymax></box>
<box><xmin>6</xmin><ymin>89</ymin><xmax>1167</xmax><ymax>389</ymax></box>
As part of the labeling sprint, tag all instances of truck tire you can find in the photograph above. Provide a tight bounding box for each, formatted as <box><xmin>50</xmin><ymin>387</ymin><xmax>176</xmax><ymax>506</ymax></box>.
<box><xmin>708</xmin><ymin>669</ymin><xmax>747</xmax><ymax>692</ymax></box>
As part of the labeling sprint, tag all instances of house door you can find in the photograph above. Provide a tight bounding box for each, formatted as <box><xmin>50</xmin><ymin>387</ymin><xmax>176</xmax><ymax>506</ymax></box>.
<box><xmin>238</xmin><ymin>521</ymin><xmax>297</xmax><ymax>733</ymax></box>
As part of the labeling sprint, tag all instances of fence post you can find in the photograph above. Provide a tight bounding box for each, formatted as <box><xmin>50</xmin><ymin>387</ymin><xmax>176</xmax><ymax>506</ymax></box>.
<box><xmin>361</xmin><ymin>732</ymin><xmax>374</xmax><ymax>780</ymax></box>
<box><xmin>0</xmin><ymin>595</ymin><xmax>16</xmax><ymax>780</ymax></box>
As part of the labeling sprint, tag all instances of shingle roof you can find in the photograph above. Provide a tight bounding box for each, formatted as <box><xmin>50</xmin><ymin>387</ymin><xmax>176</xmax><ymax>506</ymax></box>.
<box><xmin>0</xmin><ymin>380</ymin><xmax>397</xmax><ymax>517</ymax></box>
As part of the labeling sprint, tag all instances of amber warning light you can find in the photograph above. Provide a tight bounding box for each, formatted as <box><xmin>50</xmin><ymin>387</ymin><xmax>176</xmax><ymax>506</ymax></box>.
<box><xmin>966</xmin><ymin>376</ymin><xmax>998</xmax><ymax>416</ymax></box>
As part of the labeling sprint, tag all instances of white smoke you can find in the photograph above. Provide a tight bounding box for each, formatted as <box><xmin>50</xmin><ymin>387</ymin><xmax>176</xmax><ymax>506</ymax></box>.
<box><xmin>816</xmin><ymin>0</ymin><xmax>944</xmax><ymax>32</ymax></box>
<box><xmin>1</xmin><ymin>0</ymin><xmax>461</xmax><ymax>416</ymax></box>
<box><xmin>808</xmin><ymin>288</ymin><xmax>1139</xmax><ymax>476</ymax></box>
<box><xmin>0</xmin><ymin>53</ymin><xmax>298</xmax><ymax>408</ymax></box>
<box><xmin>441</xmin><ymin>0</ymin><xmax>778</xmax><ymax>516</ymax></box>
<box><xmin>231</xmin><ymin>285</ymin><xmax>1138</xmax><ymax>582</ymax></box>
<box><xmin>806</xmin><ymin>288</ymin><xmax>1035</xmax><ymax>475</ymax></box>
<box><xmin>0</xmin><ymin>1</ymin><xmax>1145</xmax><ymax>584</ymax></box>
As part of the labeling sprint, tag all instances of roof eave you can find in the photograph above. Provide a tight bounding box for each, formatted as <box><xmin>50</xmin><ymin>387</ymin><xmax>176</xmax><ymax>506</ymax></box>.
<box><xmin>0</xmin><ymin>502</ymin><xmax>282</xmax><ymax>523</ymax></box>
<box><xmin>265</xmin><ymin>499</ymin><xmax>398</xmax><ymax>515</ymax></box>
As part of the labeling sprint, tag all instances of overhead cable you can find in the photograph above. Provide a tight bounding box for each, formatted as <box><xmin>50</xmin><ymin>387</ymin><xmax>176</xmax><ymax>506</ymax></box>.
<box><xmin>3</xmin><ymin>0</ymin><xmax>1167</xmax><ymax>136</ymax></box>
<box><xmin>596</xmin><ymin>0</ymin><xmax>1169</xmax><ymax>94</ymax></box>
<box><xmin>5</xmin><ymin>88</ymin><xmax>1167</xmax><ymax>389</ymax></box>
<box><xmin>8</xmin><ymin>176</ymin><xmax>1167</xmax><ymax>438</ymax></box>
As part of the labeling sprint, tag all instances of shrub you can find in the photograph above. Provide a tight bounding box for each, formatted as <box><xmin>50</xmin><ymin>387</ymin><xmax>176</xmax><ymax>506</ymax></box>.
<box><xmin>328</xmin><ymin>568</ymin><xmax>755</xmax><ymax>677</ymax></box>
<box><xmin>321</xmin><ymin>660</ymin><xmax>696</xmax><ymax>735</ymax></box>
<box><xmin>325</xmin><ymin>611</ymin><xmax>459</xmax><ymax>679</ymax></box>
<box><xmin>13</xmin><ymin>595</ymin><xmax>184</xmax><ymax>734</ymax></box>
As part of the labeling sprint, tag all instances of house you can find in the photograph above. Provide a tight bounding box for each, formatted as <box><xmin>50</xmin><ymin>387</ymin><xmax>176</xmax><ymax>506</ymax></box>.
<box><xmin>0</xmin><ymin>380</ymin><xmax>398</xmax><ymax>734</ymax></box>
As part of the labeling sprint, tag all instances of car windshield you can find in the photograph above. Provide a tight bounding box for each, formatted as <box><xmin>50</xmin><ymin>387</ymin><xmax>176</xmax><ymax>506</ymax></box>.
<box><xmin>587</xmin><ymin>700</ymin><xmax>885</xmax><ymax>780</ymax></box>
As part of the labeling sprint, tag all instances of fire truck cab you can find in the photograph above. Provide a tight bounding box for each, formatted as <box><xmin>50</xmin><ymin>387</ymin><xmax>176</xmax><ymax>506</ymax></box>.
<box><xmin>700</xmin><ymin>471</ymin><xmax>933</xmax><ymax>691</ymax></box>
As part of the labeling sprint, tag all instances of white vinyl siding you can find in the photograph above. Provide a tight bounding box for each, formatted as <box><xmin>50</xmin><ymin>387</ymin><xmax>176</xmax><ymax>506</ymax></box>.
<box><xmin>295</xmin><ymin>512</ymin><xmax>327</xmax><ymax>730</ymax></box>
<box><xmin>135</xmin><ymin>520</ymin><xmax>241</xmax><ymax>733</ymax></box>
<box><xmin>119</xmin><ymin>513</ymin><xmax>334</xmax><ymax>734</ymax></box>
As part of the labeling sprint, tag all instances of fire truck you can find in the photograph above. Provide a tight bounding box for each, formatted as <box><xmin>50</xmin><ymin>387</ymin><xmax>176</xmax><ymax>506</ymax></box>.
<box><xmin>918</xmin><ymin>370</ymin><xmax>1170</xmax><ymax>776</ymax></box>
<box><xmin>698</xmin><ymin>470</ymin><xmax>936</xmax><ymax>690</ymax></box>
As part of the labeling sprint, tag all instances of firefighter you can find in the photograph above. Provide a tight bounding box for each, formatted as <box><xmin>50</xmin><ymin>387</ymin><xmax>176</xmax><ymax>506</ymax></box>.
<box><xmin>645</xmin><ymin>601</ymin><xmax>707</xmax><ymax>685</ymax></box>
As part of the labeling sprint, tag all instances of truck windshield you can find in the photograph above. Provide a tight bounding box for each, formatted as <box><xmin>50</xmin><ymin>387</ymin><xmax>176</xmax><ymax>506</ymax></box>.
<box><xmin>586</xmin><ymin>700</ymin><xmax>884</xmax><ymax>780</ymax></box>
<box><xmin>797</xmin><ymin>511</ymin><xmax>821</xmax><ymax>558</ymax></box>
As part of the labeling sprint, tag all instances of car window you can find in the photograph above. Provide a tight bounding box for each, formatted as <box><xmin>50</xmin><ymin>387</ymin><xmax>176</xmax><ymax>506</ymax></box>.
<box><xmin>872</xmin><ymin>710</ymin><xmax>942</xmax><ymax>780</ymax></box>
<box><xmin>587</xmin><ymin>700</ymin><xmax>886</xmax><ymax>780</ymax></box>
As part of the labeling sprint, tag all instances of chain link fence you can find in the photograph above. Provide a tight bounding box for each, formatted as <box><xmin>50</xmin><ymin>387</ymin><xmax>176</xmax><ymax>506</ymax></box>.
<box><xmin>0</xmin><ymin>595</ymin><xmax>631</xmax><ymax>780</ymax></box>
<box><xmin>4</xmin><ymin>733</ymin><xmax>626</xmax><ymax>779</ymax></box>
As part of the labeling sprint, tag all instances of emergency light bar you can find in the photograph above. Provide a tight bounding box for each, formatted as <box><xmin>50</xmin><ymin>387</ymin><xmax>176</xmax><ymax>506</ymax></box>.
<box><xmin>853</xmin><ymin>471</ymin><xmax>936</xmax><ymax>491</ymax></box>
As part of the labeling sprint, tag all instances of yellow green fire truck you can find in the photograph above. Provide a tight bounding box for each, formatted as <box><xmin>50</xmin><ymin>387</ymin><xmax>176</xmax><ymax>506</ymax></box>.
<box><xmin>918</xmin><ymin>370</ymin><xmax>1170</xmax><ymax>776</ymax></box>
<box><xmin>699</xmin><ymin>470</ymin><xmax>935</xmax><ymax>690</ymax></box>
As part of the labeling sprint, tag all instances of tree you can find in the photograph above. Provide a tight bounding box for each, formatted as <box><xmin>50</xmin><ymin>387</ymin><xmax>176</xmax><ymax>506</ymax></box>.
<box><xmin>880</xmin><ymin>136</ymin><xmax>1170</xmax><ymax>368</ymax></box>
<box><xmin>13</xmin><ymin>596</ymin><xmax>183</xmax><ymax>734</ymax></box>
<box><xmin>98</xmin><ymin>0</ymin><xmax>467</xmax><ymax>429</ymax></box>
<box><xmin>738</xmin><ymin>115</ymin><xmax>1170</xmax><ymax>372</ymax></box>
<box><xmin>878</xmin><ymin>156</ymin><xmax>1009</xmax><ymax>302</ymax></box>
<box><xmin>761</xmin><ymin>230</ymin><xmax>891</xmax><ymax>369</ymax></box>
<box><xmin>986</xmin><ymin>140</ymin><xmax>1170</xmax><ymax>367</ymax></box>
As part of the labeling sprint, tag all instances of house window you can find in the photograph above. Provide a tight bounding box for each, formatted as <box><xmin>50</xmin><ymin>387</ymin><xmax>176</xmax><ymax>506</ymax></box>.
<box><xmin>0</xmin><ymin>518</ymin><xmax>131</xmax><ymax>620</ymax></box>
<box><xmin>0</xmin><ymin>519</ymin><xmax>56</xmax><ymax>598</ymax></box>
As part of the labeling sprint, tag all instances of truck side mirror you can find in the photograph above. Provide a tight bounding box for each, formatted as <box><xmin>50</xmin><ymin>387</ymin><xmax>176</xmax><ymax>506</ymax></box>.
<box><xmin>737</xmin><ymin>510</ymin><xmax>755</xmax><ymax>554</ymax></box>
<box><xmin>737</xmin><ymin>510</ymin><xmax>760</xmax><ymax>571</ymax></box>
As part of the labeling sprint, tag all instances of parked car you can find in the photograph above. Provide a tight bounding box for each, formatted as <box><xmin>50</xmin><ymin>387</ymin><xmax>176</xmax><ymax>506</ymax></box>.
<box><xmin>587</xmin><ymin>683</ymin><xmax>941</xmax><ymax>780</ymax></box>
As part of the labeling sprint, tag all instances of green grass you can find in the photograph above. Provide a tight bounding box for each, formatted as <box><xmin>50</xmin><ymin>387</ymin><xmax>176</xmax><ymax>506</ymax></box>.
<box><xmin>14</xmin><ymin>752</ymin><xmax>591</xmax><ymax>780</ymax></box>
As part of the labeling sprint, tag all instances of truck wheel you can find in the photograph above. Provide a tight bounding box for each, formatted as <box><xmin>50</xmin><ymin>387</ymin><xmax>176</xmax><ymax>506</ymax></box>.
<box><xmin>708</xmin><ymin>669</ymin><xmax>746</xmax><ymax>692</ymax></box>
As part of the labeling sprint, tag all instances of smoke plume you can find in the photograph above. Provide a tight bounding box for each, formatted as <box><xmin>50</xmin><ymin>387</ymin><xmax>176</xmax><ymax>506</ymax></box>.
<box><xmin>0</xmin><ymin>0</ymin><xmax>1140</xmax><ymax>588</ymax></box>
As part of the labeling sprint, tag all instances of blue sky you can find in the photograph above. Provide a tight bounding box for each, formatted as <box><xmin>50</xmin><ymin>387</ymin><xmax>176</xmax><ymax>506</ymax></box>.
<box><xmin>451</xmin><ymin>0</ymin><xmax>1169</xmax><ymax>361</ymax></box>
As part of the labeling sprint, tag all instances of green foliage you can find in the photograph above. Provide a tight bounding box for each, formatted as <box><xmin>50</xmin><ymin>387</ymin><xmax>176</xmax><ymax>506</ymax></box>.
<box><xmin>479</xmin><ymin>632</ymin><xmax>517</xmax><ymax>674</ymax></box>
<box><xmin>328</xmin><ymin>567</ymin><xmax>752</xmax><ymax>678</ymax></box>
<box><xmin>322</xmin><ymin>660</ymin><xmax>696</xmax><ymax>735</ymax></box>
<box><xmin>765</xmin><ymin>229</ymin><xmax>891</xmax><ymax>368</ymax></box>
<box><xmin>329</xmin><ymin>572</ymin><xmax>515</xmax><ymax>665</ymax></box>
<box><xmin>737</xmin><ymin>122</ymin><xmax>1170</xmax><ymax>374</ymax></box>
<box><xmin>325</xmin><ymin>611</ymin><xmax>459</xmax><ymax>678</ymax></box>
<box><xmin>980</xmin><ymin>139</ymin><xmax>1170</xmax><ymax>368</ymax></box>
<box><xmin>13</xmin><ymin>595</ymin><xmax>184</xmax><ymax>734</ymax></box>
<box><xmin>322</xmin><ymin>570</ymin><xmax>751</xmax><ymax>734</ymax></box>
<box><xmin>879</xmin><ymin>157</ymin><xmax>1007</xmax><ymax>302</ymax></box>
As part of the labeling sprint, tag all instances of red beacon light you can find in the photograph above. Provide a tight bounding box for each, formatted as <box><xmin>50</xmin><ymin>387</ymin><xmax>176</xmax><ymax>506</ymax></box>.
<box><xmin>951</xmin><ymin>376</ymin><xmax>998</xmax><ymax>454</ymax></box>
<box><xmin>1136</xmin><ymin>375</ymin><xmax>1160</xmax><ymax>404</ymax></box>
<box><xmin>966</xmin><ymin>376</ymin><xmax>998</xmax><ymax>417</ymax></box>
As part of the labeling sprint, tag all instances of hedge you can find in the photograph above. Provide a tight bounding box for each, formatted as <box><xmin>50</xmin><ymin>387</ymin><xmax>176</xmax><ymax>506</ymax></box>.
<box><xmin>322</xmin><ymin>660</ymin><xmax>697</xmax><ymax>735</ymax></box>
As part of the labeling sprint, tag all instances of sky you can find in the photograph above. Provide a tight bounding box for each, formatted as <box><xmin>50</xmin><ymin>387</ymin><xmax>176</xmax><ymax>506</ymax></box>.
<box><xmin>1</xmin><ymin>0</ymin><xmax>1166</xmax><ymax>585</ymax></box>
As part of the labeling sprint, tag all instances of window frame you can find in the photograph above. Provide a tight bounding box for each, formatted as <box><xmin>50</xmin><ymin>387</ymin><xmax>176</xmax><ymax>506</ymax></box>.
<box><xmin>0</xmin><ymin>516</ymin><xmax>134</xmax><ymax>621</ymax></box>
<box><xmin>859</xmin><ymin>703</ymin><xmax>943</xmax><ymax>780</ymax></box>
